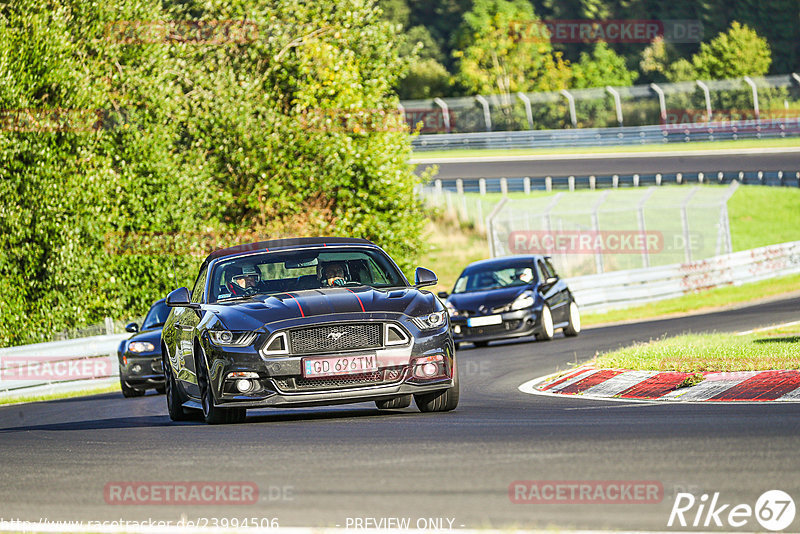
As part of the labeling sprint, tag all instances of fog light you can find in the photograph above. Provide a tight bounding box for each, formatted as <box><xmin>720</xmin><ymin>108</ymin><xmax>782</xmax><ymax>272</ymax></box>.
<box><xmin>131</xmin><ymin>364</ymin><xmax>142</xmax><ymax>373</ymax></box>
<box><xmin>454</xmin><ymin>325</ymin><xmax>461</xmax><ymax>334</ymax></box>
<box><xmin>422</xmin><ymin>363</ymin><xmax>438</xmax><ymax>376</ymax></box>
<box><xmin>235</xmin><ymin>379</ymin><xmax>254</xmax><ymax>393</ymax></box>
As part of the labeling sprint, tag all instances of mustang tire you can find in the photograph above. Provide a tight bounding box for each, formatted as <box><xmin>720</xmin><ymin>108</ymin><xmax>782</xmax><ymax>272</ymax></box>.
<box><xmin>376</xmin><ymin>395</ymin><xmax>412</xmax><ymax>410</ymax></box>
<box><xmin>197</xmin><ymin>346</ymin><xmax>246</xmax><ymax>425</ymax></box>
<box><xmin>164</xmin><ymin>351</ymin><xmax>192</xmax><ymax>421</ymax></box>
<box><xmin>415</xmin><ymin>358</ymin><xmax>459</xmax><ymax>412</ymax></box>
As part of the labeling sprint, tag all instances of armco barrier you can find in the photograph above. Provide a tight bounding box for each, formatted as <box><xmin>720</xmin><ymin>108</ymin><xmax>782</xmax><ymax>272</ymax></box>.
<box><xmin>0</xmin><ymin>334</ymin><xmax>127</xmax><ymax>398</ymax></box>
<box><xmin>412</xmin><ymin>121</ymin><xmax>800</xmax><ymax>152</ymax></box>
<box><xmin>567</xmin><ymin>240</ymin><xmax>800</xmax><ymax>313</ymax></box>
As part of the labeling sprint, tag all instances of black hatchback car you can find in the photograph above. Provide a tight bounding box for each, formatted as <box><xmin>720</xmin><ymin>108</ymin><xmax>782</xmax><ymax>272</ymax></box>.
<box><xmin>161</xmin><ymin>237</ymin><xmax>458</xmax><ymax>424</ymax></box>
<box><xmin>117</xmin><ymin>298</ymin><xmax>169</xmax><ymax>397</ymax></box>
<box><xmin>441</xmin><ymin>255</ymin><xmax>580</xmax><ymax>347</ymax></box>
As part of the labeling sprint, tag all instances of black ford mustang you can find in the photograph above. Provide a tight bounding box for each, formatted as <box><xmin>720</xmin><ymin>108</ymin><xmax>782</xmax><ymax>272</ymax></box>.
<box><xmin>161</xmin><ymin>237</ymin><xmax>458</xmax><ymax>424</ymax></box>
<box><xmin>441</xmin><ymin>255</ymin><xmax>580</xmax><ymax>347</ymax></box>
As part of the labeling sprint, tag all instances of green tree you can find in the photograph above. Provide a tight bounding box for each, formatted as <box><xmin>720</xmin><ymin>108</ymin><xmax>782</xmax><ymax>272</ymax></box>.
<box><xmin>452</xmin><ymin>0</ymin><xmax>571</xmax><ymax>97</ymax></box>
<box><xmin>666</xmin><ymin>21</ymin><xmax>772</xmax><ymax>81</ymax></box>
<box><xmin>571</xmin><ymin>42</ymin><xmax>639</xmax><ymax>89</ymax></box>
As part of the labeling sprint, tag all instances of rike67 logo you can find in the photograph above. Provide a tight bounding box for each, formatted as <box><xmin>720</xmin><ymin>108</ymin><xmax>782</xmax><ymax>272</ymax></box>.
<box><xmin>668</xmin><ymin>490</ymin><xmax>796</xmax><ymax>531</ymax></box>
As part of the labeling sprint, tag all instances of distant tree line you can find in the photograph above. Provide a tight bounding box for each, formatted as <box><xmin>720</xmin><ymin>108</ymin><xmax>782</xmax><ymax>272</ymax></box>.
<box><xmin>382</xmin><ymin>0</ymin><xmax>796</xmax><ymax>99</ymax></box>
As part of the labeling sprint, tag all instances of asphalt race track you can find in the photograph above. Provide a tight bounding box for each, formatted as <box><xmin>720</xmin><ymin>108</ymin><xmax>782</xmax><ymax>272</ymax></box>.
<box><xmin>1</xmin><ymin>296</ymin><xmax>799</xmax><ymax>531</ymax></box>
<box><xmin>415</xmin><ymin>149</ymin><xmax>800</xmax><ymax>180</ymax></box>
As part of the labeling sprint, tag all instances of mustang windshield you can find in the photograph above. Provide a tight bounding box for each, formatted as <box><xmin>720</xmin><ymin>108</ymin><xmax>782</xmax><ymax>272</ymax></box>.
<box><xmin>453</xmin><ymin>263</ymin><xmax>537</xmax><ymax>294</ymax></box>
<box><xmin>209</xmin><ymin>247</ymin><xmax>407</xmax><ymax>302</ymax></box>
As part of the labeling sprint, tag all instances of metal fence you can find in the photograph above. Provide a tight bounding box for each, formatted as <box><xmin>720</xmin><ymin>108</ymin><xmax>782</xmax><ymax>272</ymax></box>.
<box><xmin>568</xmin><ymin>240</ymin><xmax>800</xmax><ymax>312</ymax></box>
<box><xmin>402</xmin><ymin>73</ymin><xmax>800</xmax><ymax>135</ymax></box>
<box><xmin>421</xmin><ymin>170</ymin><xmax>800</xmax><ymax>235</ymax></box>
<box><xmin>487</xmin><ymin>184</ymin><xmax>737</xmax><ymax>277</ymax></box>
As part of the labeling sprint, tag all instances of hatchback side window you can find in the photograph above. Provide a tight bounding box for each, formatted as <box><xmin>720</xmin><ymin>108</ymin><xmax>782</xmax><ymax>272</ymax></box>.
<box><xmin>543</xmin><ymin>258</ymin><xmax>559</xmax><ymax>280</ymax></box>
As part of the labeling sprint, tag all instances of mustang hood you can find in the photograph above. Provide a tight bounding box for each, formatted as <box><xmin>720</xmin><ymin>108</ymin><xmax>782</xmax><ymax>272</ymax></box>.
<box><xmin>207</xmin><ymin>287</ymin><xmax>435</xmax><ymax>330</ymax></box>
<box><xmin>447</xmin><ymin>286</ymin><xmax>530</xmax><ymax>314</ymax></box>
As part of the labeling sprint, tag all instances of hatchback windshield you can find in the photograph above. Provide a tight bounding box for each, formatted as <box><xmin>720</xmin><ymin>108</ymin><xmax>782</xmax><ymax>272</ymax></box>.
<box><xmin>141</xmin><ymin>300</ymin><xmax>170</xmax><ymax>329</ymax></box>
<box><xmin>209</xmin><ymin>247</ymin><xmax>407</xmax><ymax>302</ymax></box>
<box><xmin>453</xmin><ymin>263</ymin><xmax>536</xmax><ymax>294</ymax></box>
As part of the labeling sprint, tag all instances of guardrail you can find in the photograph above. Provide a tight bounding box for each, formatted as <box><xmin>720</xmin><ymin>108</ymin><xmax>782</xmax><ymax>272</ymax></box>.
<box><xmin>412</xmin><ymin>120</ymin><xmax>800</xmax><ymax>151</ymax></box>
<box><xmin>567</xmin><ymin>240</ymin><xmax>800</xmax><ymax>313</ymax></box>
<box><xmin>0</xmin><ymin>334</ymin><xmax>127</xmax><ymax>399</ymax></box>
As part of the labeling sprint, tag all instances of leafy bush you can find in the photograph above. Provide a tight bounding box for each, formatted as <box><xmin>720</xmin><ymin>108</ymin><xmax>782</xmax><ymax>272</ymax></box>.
<box><xmin>0</xmin><ymin>0</ymin><xmax>424</xmax><ymax>347</ymax></box>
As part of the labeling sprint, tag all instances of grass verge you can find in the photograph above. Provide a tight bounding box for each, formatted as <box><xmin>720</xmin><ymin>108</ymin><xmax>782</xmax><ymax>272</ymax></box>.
<box><xmin>581</xmin><ymin>273</ymin><xmax>800</xmax><ymax>326</ymax></box>
<box><xmin>0</xmin><ymin>383</ymin><xmax>121</xmax><ymax>406</ymax></box>
<box><xmin>412</xmin><ymin>137</ymin><xmax>800</xmax><ymax>160</ymax></box>
<box><xmin>592</xmin><ymin>326</ymin><xmax>800</xmax><ymax>372</ymax></box>
<box><xmin>419</xmin><ymin>216</ymin><xmax>489</xmax><ymax>295</ymax></box>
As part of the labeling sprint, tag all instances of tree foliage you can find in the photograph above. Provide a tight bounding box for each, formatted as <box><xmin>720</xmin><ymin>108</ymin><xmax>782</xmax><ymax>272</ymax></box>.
<box><xmin>452</xmin><ymin>0</ymin><xmax>570</xmax><ymax>97</ymax></box>
<box><xmin>0</xmin><ymin>0</ymin><xmax>426</xmax><ymax>347</ymax></box>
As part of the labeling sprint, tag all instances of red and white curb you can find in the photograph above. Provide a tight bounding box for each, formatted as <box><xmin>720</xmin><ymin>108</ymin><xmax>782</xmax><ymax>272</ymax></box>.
<box><xmin>520</xmin><ymin>366</ymin><xmax>800</xmax><ymax>403</ymax></box>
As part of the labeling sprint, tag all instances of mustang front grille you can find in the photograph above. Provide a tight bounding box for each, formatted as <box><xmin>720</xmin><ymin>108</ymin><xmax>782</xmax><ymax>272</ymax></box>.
<box><xmin>289</xmin><ymin>323</ymin><xmax>382</xmax><ymax>354</ymax></box>
<box><xmin>273</xmin><ymin>366</ymin><xmax>406</xmax><ymax>392</ymax></box>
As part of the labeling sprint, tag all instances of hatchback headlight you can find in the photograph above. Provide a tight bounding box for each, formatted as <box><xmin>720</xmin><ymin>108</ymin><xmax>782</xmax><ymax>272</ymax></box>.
<box><xmin>411</xmin><ymin>310</ymin><xmax>448</xmax><ymax>330</ymax></box>
<box><xmin>208</xmin><ymin>330</ymin><xmax>258</xmax><ymax>347</ymax></box>
<box><xmin>510</xmin><ymin>292</ymin><xmax>535</xmax><ymax>311</ymax></box>
<box><xmin>128</xmin><ymin>341</ymin><xmax>155</xmax><ymax>353</ymax></box>
<box><xmin>445</xmin><ymin>301</ymin><xmax>459</xmax><ymax>317</ymax></box>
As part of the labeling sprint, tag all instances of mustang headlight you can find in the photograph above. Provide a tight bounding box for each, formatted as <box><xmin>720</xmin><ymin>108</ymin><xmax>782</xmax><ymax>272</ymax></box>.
<box><xmin>128</xmin><ymin>341</ymin><xmax>155</xmax><ymax>353</ymax></box>
<box><xmin>510</xmin><ymin>292</ymin><xmax>535</xmax><ymax>311</ymax></box>
<box><xmin>208</xmin><ymin>330</ymin><xmax>258</xmax><ymax>347</ymax></box>
<box><xmin>411</xmin><ymin>310</ymin><xmax>447</xmax><ymax>330</ymax></box>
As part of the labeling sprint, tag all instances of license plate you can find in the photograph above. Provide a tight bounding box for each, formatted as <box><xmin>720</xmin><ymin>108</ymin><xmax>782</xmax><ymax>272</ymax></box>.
<box><xmin>467</xmin><ymin>315</ymin><xmax>503</xmax><ymax>327</ymax></box>
<box><xmin>302</xmin><ymin>355</ymin><xmax>379</xmax><ymax>378</ymax></box>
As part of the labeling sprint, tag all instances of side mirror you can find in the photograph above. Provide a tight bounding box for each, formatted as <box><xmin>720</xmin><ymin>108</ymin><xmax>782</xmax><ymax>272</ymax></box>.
<box><xmin>125</xmin><ymin>323</ymin><xmax>139</xmax><ymax>333</ymax></box>
<box><xmin>437</xmin><ymin>291</ymin><xmax>449</xmax><ymax>299</ymax></box>
<box><xmin>166</xmin><ymin>287</ymin><xmax>199</xmax><ymax>309</ymax></box>
<box><xmin>414</xmin><ymin>267</ymin><xmax>438</xmax><ymax>288</ymax></box>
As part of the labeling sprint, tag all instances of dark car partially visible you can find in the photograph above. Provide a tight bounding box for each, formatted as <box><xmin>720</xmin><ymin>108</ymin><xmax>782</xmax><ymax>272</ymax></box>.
<box><xmin>442</xmin><ymin>255</ymin><xmax>580</xmax><ymax>348</ymax></box>
<box><xmin>117</xmin><ymin>298</ymin><xmax>169</xmax><ymax>397</ymax></box>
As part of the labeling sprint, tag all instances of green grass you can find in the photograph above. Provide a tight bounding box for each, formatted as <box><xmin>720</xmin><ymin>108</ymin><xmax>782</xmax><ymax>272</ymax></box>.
<box><xmin>412</xmin><ymin>137</ymin><xmax>800</xmax><ymax>160</ymax></box>
<box><xmin>729</xmin><ymin>185</ymin><xmax>800</xmax><ymax>251</ymax></box>
<box><xmin>593</xmin><ymin>326</ymin><xmax>800</xmax><ymax>372</ymax></box>
<box><xmin>582</xmin><ymin>273</ymin><xmax>800</xmax><ymax>326</ymax></box>
<box><xmin>419</xmin><ymin>217</ymin><xmax>489</xmax><ymax>295</ymax></box>
<box><xmin>0</xmin><ymin>383</ymin><xmax>121</xmax><ymax>406</ymax></box>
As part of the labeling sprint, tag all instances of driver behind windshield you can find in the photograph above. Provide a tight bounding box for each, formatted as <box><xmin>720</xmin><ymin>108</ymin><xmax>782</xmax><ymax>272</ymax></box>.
<box><xmin>320</xmin><ymin>261</ymin><xmax>348</xmax><ymax>287</ymax></box>
<box><xmin>227</xmin><ymin>265</ymin><xmax>261</xmax><ymax>296</ymax></box>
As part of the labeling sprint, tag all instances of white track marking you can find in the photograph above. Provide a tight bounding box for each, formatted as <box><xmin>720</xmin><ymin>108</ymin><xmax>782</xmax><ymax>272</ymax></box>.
<box><xmin>411</xmin><ymin>146</ymin><xmax>800</xmax><ymax>164</ymax></box>
<box><xmin>735</xmin><ymin>319</ymin><xmax>800</xmax><ymax>336</ymax></box>
<box><xmin>543</xmin><ymin>368</ymin><xmax>598</xmax><ymax>392</ymax></box>
<box><xmin>581</xmin><ymin>371</ymin><xmax>659</xmax><ymax>397</ymax></box>
<box><xmin>776</xmin><ymin>386</ymin><xmax>800</xmax><ymax>401</ymax></box>
<box><xmin>659</xmin><ymin>373</ymin><xmax>759</xmax><ymax>401</ymax></box>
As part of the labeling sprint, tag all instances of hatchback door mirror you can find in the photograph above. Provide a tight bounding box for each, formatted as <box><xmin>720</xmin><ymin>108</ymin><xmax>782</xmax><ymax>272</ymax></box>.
<box><xmin>125</xmin><ymin>322</ymin><xmax>139</xmax><ymax>333</ymax></box>
<box><xmin>166</xmin><ymin>287</ymin><xmax>199</xmax><ymax>309</ymax></box>
<box><xmin>414</xmin><ymin>267</ymin><xmax>438</xmax><ymax>288</ymax></box>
